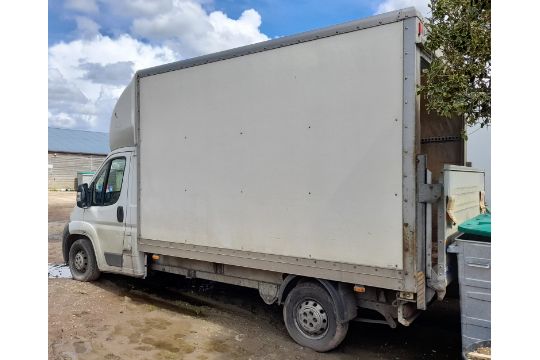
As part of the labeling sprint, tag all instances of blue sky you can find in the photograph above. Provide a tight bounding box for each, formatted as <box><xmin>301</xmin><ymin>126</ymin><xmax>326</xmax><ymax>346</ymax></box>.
<box><xmin>48</xmin><ymin>0</ymin><xmax>428</xmax><ymax>131</ymax></box>
<box><xmin>49</xmin><ymin>1</ymin><xmax>382</xmax><ymax>46</ymax></box>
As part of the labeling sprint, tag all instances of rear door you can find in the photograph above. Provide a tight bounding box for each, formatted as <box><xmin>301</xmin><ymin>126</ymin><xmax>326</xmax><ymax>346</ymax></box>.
<box><xmin>84</xmin><ymin>152</ymin><xmax>130</xmax><ymax>268</ymax></box>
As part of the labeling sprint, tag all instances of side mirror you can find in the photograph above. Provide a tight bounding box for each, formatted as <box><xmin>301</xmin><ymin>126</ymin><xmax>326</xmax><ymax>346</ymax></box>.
<box><xmin>77</xmin><ymin>183</ymin><xmax>90</xmax><ymax>208</ymax></box>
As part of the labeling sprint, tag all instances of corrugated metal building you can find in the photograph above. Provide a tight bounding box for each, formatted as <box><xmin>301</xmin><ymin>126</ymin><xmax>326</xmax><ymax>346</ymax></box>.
<box><xmin>48</xmin><ymin>127</ymin><xmax>110</xmax><ymax>190</ymax></box>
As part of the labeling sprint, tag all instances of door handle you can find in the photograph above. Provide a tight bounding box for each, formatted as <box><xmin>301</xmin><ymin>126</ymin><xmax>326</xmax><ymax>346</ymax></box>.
<box><xmin>467</xmin><ymin>262</ymin><xmax>490</xmax><ymax>269</ymax></box>
<box><xmin>117</xmin><ymin>206</ymin><xmax>124</xmax><ymax>223</ymax></box>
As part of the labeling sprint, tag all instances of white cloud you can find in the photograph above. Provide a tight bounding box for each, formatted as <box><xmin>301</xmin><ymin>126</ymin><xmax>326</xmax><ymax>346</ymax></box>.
<box><xmin>130</xmin><ymin>1</ymin><xmax>269</xmax><ymax>57</ymax></box>
<box><xmin>375</xmin><ymin>0</ymin><xmax>430</xmax><ymax>16</ymax></box>
<box><xmin>80</xmin><ymin>61</ymin><xmax>135</xmax><ymax>85</ymax></box>
<box><xmin>107</xmin><ymin>0</ymin><xmax>215</xmax><ymax>17</ymax></box>
<box><xmin>50</xmin><ymin>0</ymin><xmax>269</xmax><ymax>131</ymax></box>
<box><xmin>48</xmin><ymin>68</ymin><xmax>89</xmax><ymax>107</ymax></box>
<box><xmin>107</xmin><ymin>0</ymin><xmax>174</xmax><ymax>17</ymax></box>
<box><xmin>48</xmin><ymin>111</ymin><xmax>78</xmax><ymax>129</ymax></box>
<box><xmin>204</xmin><ymin>9</ymin><xmax>268</xmax><ymax>53</ymax></box>
<box><xmin>75</xmin><ymin>16</ymin><xmax>101</xmax><ymax>38</ymax></box>
<box><xmin>48</xmin><ymin>67</ymin><xmax>96</xmax><ymax>129</ymax></box>
<box><xmin>131</xmin><ymin>1</ymin><xmax>212</xmax><ymax>41</ymax></box>
<box><xmin>65</xmin><ymin>0</ymin><xmax>99</xmax><ymax>14</ymax></box>
<box><xmin>48</xmin><ymin>35</ymin><xmax>176</xmax><ymax>130</ymax></box>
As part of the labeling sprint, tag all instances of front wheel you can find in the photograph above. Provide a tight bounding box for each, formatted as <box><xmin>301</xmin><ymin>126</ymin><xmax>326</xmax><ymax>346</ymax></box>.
<box><xmin>68</xmin><ymin>239</ymin><xmax>101</xmax><ymax>281</ymax></box>
<box><xmin>283</xmin><ymin>282</ymin><xmax>349</xmax><ymax>352</ymax></box>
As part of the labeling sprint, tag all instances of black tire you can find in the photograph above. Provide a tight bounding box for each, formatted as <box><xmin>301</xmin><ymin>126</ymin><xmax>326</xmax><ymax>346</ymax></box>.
<box><xmin>68</xmin><ymin>238</ymin><xmax>101</xmax><ymax>281</ymax></box>
<box><xmin>283</xmin><ymin>282</ymin><xmax>349</xmax><ymax>352</ymax></box>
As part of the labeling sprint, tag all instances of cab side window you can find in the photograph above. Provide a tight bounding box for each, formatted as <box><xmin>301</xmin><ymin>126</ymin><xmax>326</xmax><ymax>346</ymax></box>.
<box><xmin>104</xmin><ymin>158</ymin><xmax>126</xmax><ymax>206</ymax></box>
<box><xmin>92</xmin><ymin>164</ymin><xmax>108</xmax><ymax>206</ymax></box>
<box><xmin>91</xmin><ymin>157</ymin><xmax>126</xmax><ymax>206</ymax></box>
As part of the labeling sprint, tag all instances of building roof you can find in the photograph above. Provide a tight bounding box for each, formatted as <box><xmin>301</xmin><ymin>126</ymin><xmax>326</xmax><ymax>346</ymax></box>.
<box><xmin>48</xmin><ymin>127</ymin><xmax>110</xmax><ymax>155</ymax></box>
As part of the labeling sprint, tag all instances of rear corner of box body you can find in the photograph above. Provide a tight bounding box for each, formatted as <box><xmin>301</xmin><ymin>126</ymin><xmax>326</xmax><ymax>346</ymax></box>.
<box><xmin>138</xmin><ymin>22</ymin><xmax>405</xmax><ymax>271</ymax></box>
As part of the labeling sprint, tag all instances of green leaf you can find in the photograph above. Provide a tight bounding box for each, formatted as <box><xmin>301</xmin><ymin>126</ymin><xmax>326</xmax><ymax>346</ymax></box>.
<box><xmin>418</xmin><ymin>0</ymin><xmax>491</xmax><ymax>127</ymax></box>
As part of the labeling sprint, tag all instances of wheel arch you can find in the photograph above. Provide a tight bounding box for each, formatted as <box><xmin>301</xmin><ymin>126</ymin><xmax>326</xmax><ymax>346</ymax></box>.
<box><xmin>278</xmin><ymin>275</ymin><xmax>357</xmax><ymax>323</ymax></box>
<box><xmin>62</xmin><ymin>233</ymin><xmax>92</xmax><ymax>264</ymax></box>
<box><xmin>62</xmin><ymin>222</ymin><xmax>102</xmax><ymax>269</ymax></box>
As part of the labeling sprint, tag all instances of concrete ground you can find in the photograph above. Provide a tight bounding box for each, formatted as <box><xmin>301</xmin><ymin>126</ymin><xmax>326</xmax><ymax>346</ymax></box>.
<box><xmin>48</xmin><ymin>191</ymin><xmax>461</xmax><ymax>359</ymax></box>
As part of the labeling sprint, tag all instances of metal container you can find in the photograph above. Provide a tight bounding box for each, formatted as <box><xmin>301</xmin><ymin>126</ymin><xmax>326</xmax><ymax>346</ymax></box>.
<box><xmin>77</xmin><ymin>171</ymin><xmax>95</xmax><ymax>187</ymax></box>
<box><xmin>448</xmin><ymin>236</ymin><xmax>491</xmax><ymax>352</ymax></box>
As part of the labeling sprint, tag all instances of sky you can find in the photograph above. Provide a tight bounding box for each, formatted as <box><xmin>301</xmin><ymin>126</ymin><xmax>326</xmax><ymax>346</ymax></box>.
<box><xmin>48</xmin><ymin>0</ymin><xmax>430</xmax><ymax>132</ymax></box>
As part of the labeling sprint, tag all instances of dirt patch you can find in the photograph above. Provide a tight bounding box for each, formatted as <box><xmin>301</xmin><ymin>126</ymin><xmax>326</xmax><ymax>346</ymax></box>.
<box><xmin>48</xmin><ymin>191</ymin><xmax>74</xmax><ymax>264</ymax></box>
<box><xmin>48</xmin><ymin>191</ymin><xmax>76</xmax><ymax>222</ymax></box>
<box><xmin>48</xmin><ymin>191</ymin><xmax>461</xmax><ymax>359</ymax></box>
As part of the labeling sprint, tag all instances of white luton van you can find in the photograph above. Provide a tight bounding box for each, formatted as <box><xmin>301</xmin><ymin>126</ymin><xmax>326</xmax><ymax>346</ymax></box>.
<box><xmin>63</xmin><ymin>8</ymin><xmax>486</xmax><ymax>351</ymax></box>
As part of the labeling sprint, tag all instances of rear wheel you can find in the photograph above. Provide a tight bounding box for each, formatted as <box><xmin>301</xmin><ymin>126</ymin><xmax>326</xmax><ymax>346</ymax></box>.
<box><xmin>68</xmin><ymin>239</ymin><xmax>101</xmax><ymax>281</ymax></box>
<box><xmin>283</xmin><ymin>282</ymin><xmax>349</xmax><ymax>352</ymax></box>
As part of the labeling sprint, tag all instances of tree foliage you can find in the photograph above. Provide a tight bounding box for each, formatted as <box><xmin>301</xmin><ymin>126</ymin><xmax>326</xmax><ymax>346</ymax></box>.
<box><xmin>420</xmin><ymin>0</ymin><xmax>491</xmax><ymax>128</ymax></box>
